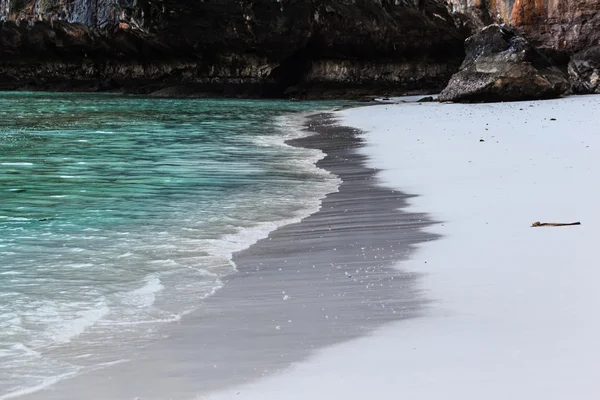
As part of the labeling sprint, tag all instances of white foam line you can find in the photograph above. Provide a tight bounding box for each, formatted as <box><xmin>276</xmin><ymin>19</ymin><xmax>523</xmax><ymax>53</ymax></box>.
<box><xmin>1</xmin><ymin>163</ymin><xmax>33</xmax><ymax>166</ymax></box>
<box><xmin>0</xmin><ymin>370</ymin><xmax>80</xmax><ymax>400</ymax></box>
<box><xmin>0</xmin><ymin>357</ymin><xmax>131</xmax><ymax>400</ymax></box>
<box><xmin>209</xmin><ymin>112</ymin><xmax>341</xmax><ymax>272</ymax></box>
<box><xmin>119</xmin><ymin>274</ymin><xmax>164</xmax><ymax>308</ymax></box>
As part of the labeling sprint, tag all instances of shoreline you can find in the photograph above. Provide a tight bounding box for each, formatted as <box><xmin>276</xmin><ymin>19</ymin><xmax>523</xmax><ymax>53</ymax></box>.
<box><xmin>0</xmin><ymin>96</ymin><xmax>342</xmax><ymax>400</ymax></box>
<box><xmin>0</xmin><ymin>87</ymin><xmax>439</xmax><ymax>101</ymax></box>
<box><xmin>206</xmin><ymin>94</ymin><xmax>600</xmax><ymax>400</ymax></box>
<box><xmin>18</xmin><ymin>109</ymin><xmax>436</xmax><ymax>399</ymax></box>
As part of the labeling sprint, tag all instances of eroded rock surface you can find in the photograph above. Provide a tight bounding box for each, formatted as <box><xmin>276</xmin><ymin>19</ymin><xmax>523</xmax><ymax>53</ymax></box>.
<box><xmin>438</xmin><ymin>24</ymin><xmax>568</xmax><ymax>102</ymax></box>
<box><xmin>0</xmin><ymin>0</ymin><xmax>468</xmax><ymax>98</ymax></box>
<box><xmin>448</xmin><ymin>0</ymin><xmax>600</xmax><ymax>55</ymax></box>
<box><xmin>569</xmin><ymin>46</ymin><xmax>600</xmax><ymax>94</ymax></box>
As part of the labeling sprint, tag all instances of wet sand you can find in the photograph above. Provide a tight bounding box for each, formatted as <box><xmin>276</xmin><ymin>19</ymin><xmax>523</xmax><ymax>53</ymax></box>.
<box><xmin>22</xmin><ymin>113</ymin><xmax>435</xmax><ymax>400</ymax></box>
<box><xmin>206</xmin><ymin>96</ymin><xmax>600</xmax><ymax>400</ymax></box>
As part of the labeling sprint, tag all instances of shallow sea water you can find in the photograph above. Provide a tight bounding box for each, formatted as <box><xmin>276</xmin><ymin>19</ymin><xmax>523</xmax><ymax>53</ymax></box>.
<box><xmin>0</xmin><ymin>92</ymin><xmax>341</xmax><ymax>398</ymax></box>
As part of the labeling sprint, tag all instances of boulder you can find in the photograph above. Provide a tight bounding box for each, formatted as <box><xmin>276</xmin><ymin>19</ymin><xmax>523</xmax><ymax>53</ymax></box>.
<box><xmin>438</xmin><ymin>25</ymin><xmax>569</xmax><ymax>102</ymax></box>
<box><xmin>568</xmin><ymin>46</ymin><xmax>600</xmax><ymax>94</ymax></box>
<box><xmin>447</xmin><ymin>0</ymin><xmax>600</xmax><ymax>59</ymax></box>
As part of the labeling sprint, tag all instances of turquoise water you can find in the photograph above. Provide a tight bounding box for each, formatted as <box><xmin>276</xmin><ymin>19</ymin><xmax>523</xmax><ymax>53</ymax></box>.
<box><xmin>0</xmin><ymin>93</ymin><xmax>341</xmax><ymax>398</ymax></box>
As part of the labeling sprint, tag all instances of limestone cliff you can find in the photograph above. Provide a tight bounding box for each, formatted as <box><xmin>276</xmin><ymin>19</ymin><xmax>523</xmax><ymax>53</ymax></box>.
<box><xmin>449</xmin><ymin>0</ymin><xmax>600</xmax><ymax>57</ymax></box>
<box><xmin>0</xmin><ymin>0</ymin><xmax>468</xmax><ymax>98</ymax></box>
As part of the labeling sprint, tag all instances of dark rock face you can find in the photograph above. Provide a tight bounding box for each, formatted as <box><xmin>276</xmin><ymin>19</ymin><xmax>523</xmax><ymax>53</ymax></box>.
<box><xmin>448</xmin><ymin>0</ymin><xmax>600</xmax><ymax>57</ymax></box>
<box><xmin>438</xmin><ymin>24</ymin><xmax>569</xmax><ymax>102</ymax></box>
<box><xmin>448</xmin><ymin>1</ymin><xmax>600</xmax><ymax>96</ymax></box>
<box><xmin>0</xmin><ymin>0</ymin><xmax>468</xmax><ymax>98</ymax></box>
<box><xmin>569</xmin><ymin>46</ymin><xmax>600</xmax><ymax>94</ymax></box>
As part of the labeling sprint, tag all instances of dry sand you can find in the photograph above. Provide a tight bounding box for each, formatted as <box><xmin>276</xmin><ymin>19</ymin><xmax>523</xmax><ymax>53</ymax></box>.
<box><xmin>207</xmin><ymin>95</ymin><xmax>600</xmax><ymax>400</ymax></box>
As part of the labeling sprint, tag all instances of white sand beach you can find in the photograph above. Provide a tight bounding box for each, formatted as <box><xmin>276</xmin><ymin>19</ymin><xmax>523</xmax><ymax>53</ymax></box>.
<box><xmin>205</xmin><ymin>95</ymin><xmax>600</xmax><ymax>400</ymax></box>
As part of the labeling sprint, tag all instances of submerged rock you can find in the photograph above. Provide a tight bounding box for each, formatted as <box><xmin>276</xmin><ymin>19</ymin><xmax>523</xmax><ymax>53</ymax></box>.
<box><xmin>438</xmin><ymin>25</ymin><xmax>569</xmax><ymax>102</ymax></box>
<box><xmin>569</xmin><ymin>46</ymin><xmax>600</xmax><ymax>94</ymax></box>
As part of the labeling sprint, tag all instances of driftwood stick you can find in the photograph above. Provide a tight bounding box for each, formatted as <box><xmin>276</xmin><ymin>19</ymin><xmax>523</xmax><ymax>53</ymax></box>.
<box><xmin>531</xmin><ymin>221</ymin><xmax>581</xmax><ymax>227</ymax></box>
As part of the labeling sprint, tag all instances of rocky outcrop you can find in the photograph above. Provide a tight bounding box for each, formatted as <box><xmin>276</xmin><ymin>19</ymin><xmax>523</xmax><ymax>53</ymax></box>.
<box><xmin>569</xmin><ymin>46</ymin><xmax>600</xmax><ymax>94</ymax></box>
<box><xmin>447</xmin><ymin>0</ymin><xmax>600</xmax><ymax>95</ymax></box>
<box><xmin>0</xmin><ymin>0</ymin><xmax>468</xmax><ymax>98</ymax></box>
<box><xmin>438</xmin><ymin>24</ymin><xmax>568</xmax><ymax>102</ymax></box>
<box><xmin>448</xmin><ymin>0</ymin><xmax>600</xmax><ymax>59</ymax></box>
